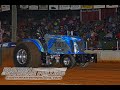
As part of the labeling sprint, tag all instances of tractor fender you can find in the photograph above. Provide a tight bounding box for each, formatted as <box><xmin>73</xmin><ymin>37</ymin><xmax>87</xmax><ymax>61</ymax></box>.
<box><xmin>22</xmin><ymin>39</ymin><xmax>44</xmax><ymax>52</ymax></box>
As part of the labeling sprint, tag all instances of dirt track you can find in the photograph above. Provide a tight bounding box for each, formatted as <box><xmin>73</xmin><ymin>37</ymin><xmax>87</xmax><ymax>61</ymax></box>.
<box><xmin>1</xmin><ymin>48</ymin><xmax>120</xmax><ymax>85</ymax></box>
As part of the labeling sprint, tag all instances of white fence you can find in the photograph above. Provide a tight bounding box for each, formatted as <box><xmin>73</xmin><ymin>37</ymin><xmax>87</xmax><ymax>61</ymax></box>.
<box><xmin>85</xmin><ymin>50</ymin><xmax>120</xmax><ymax>62</ymax></box>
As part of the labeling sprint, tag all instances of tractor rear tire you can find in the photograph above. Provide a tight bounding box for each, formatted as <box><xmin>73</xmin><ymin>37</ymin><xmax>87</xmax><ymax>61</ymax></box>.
<box><xmin>13</xmin><ymin>42</ymin><xmax>42</xmax><ymax>67</ymax></box>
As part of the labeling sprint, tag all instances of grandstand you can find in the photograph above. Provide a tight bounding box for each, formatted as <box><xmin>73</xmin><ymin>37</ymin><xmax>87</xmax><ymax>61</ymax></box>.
<box><xmin>0</xmin><ymin>5</ymin><xmax>120</xmax><ymax>50</ymax></box>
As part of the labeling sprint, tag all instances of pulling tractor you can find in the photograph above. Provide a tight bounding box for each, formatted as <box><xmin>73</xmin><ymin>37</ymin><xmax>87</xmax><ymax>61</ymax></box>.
<box><xmin>13</xmin><ymin>34</ymin><xmax>97</xmax><ymax>68</ymax></box>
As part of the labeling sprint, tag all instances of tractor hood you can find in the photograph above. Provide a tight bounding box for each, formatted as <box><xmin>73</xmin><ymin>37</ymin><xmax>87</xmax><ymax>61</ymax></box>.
<box><xmin>44</xmin><ymin>34</ymin><xmax>85</xmax><ymax>54</ymax></box>
<box><xmin>44</xmin><ymin>34</ymin><xmax>82</xmax><ymax>42</ymax></box>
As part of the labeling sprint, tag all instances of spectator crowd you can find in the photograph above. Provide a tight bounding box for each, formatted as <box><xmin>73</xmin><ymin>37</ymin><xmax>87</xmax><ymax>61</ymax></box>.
<box><xmin>1</xmin><ymin>11</ymin><xmax>120</xmax><ymax>50</ymax></box>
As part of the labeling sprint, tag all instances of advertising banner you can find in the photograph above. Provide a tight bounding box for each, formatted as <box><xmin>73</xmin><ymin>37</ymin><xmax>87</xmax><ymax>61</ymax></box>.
<box><xmin>59</xmin><ymin>5</ymin><xmax>70</xmax><ymax>10</ymax></box>
<box><xmin>94</xmin><ymin>5</ymin><xmax>105</xmax><ymax>8</ymax></box>
<box><xmin>29</xmin><ymin>5</ymin><xmax>38</xmax><ymax>10</ymax></box>
<box><xmin>20</xmin><ymin>5</ymin><xmax>29</xmax><ymax>9</ymax></box>
<box><xmin>49</xmin><ymin>5</ymin><xmax>59</xmax><ymax>10</ymax></box>
<box><xmin>39</xmin><ymin>5</ymin><xmax>48</xmax><ymax>10</ymax></box>
<box><xmin>70</xmin><ymin>5</ymin><xmax>81</xmax><ymax>10</ymax></box>
<box><xmin>81</xmin><ymin>5</ymin><xmax>93</xmax><ymax>9</ymax></box>
<box><xmin>106</xmin><ymin>5</ymin><xmax>118</xmax><ymax>8</ymax></box>
<box><xmin>1</xmin><ymin>5</ymin><xmax>10</xmax><ymax>11</ymax></box>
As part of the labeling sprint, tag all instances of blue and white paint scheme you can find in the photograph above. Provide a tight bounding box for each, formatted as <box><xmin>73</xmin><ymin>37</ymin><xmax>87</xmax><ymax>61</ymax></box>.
<box><xmin>17</xmin><ymin>34</ymin><xmax>86</xmax><ymax>55</ymax></box>
<box><xmin>0</xmin><ymin>42</ymin><xmax>16</xmax><ymax>48</ymax></box>
<box><xmin>44</xmin><ymin>34</ymin><xmax>85</xmax><ymax>55</ymax></box>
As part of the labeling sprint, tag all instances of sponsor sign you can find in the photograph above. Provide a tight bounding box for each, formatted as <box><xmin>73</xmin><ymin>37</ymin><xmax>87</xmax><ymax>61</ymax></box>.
<box><xmin>20</xmin><ymin>5</ymin><xmax>29</xmax><ymax>9</ymax></box>
<box><xmin>29</xmin><ymin>5</ymin><xmax>38</xmax><ymax>10</ymax></box>
<box><xmin>94</xmin><ymin>5</ymin><xmax>105</xmax><ymax>8</ymax></box>
<box><xmin>49</xmin><ymin>5</ymin><xmax>59</xmax><ymax>10</ymax></box>
<box><xmin>39</xmin><ymin>5</ymin><xmax>48</xmax><ymax>10</ymax></box>
<box><xmin>81</xmin><ymin>5</ymin><xmax>93</xmax><ymax>9</ymax></box>
<box><xmin>1</xmin><ymin>5</ymin><xmax>10</xmax><ymax>11</ymax></box>
<box><xmin>70</xmin><ymin>5</ymin><xmax>81</xmax><ymax>10</ymax></box>
<box><xmin>59</xmin><ymin>5</ymin><xmax>70</xmax><ymax>10</ymax></box>
<box><xmin>106</xmin><ymin>5</ymin><xmax>118</xmax><ymax>8</ymax></box>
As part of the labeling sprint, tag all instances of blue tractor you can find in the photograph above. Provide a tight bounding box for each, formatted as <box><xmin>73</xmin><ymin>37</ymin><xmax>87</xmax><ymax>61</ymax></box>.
<box><xmin>13</xmin><ymin>34</ymin><xmax>97</xmax><ymax>68</ymax></box>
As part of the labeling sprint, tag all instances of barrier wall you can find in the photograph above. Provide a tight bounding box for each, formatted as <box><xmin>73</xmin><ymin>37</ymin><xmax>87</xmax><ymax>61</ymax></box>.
<box><xmin>2</xmin><ymin>48</ymin><xmax>14</xmax><ymax>61</ymax></box>
<box><xmin>2</xmin><ymin>48</ymin><xmax>120</xmax><ymax>62</ymax></box>
<box><xmin>85</xmin><ymin>50</ymin><xmax>120</xmax><ymax>62</ymax></box>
